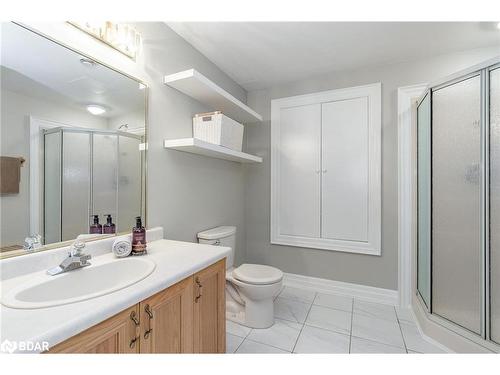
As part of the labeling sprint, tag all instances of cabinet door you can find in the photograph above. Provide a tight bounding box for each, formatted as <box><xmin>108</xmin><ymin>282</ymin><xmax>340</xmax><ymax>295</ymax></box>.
<box><xmin>321</xmin><ymin>97</ymin><xmax>369</xmax><ymax>242</ymax></box>
<box><xmin>277</xmin><ymin>103</ymin><xmax>321</xmax><ymax>238</ymax></box>
<box><xmin>193</xmin><ymin>258</ymin><xmax>226</xmax><ymax>353</ymax></box>
<box><xmin>48</xmin><ymin>305</ymin><xmax>140</xmax><ymax>353</ymax></box>
<box><xmin>139</xmin><ymin>276</ymin><xmax>194</xmax><ymax>353</ymax></box>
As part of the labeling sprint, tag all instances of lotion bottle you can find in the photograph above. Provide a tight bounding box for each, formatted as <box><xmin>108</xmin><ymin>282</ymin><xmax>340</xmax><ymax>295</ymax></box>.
<box><xmin>89</xmin><ymin>215</ymin><xmax>102</xmax><ymax>234</ymax></box>
<box><xmin>131</xmin><ymin>216</ymin><xmax>146</xmax><ymax>255</ymax></box>
<box><xmin>103</xmin><ymin>214</ymin><xmax>116</xmax><ymax>234</ymax></box>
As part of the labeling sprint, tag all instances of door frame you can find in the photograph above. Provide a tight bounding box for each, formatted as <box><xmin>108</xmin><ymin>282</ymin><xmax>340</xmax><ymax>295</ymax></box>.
<box><xmin>397</xmin><ymin>84</ymin><xmax>427</xmax><ymax>308</ymax></box>
<box><xmin>29</xmin><ymin>116</ymin><xmax>74</xmax><ymax>239</ymax></box>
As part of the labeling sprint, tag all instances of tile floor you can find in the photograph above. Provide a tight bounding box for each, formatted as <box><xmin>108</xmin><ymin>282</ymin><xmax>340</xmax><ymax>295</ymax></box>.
<box><xmin>226</xmin><ymin>286</ymin><xmax>447</xmax><ymax>354</ymax></box>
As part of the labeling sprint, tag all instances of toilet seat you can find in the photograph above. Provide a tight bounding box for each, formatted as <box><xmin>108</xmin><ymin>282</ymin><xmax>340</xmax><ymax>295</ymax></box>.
<box><xmin>232</xmin><ymin>264</ymin><xmax>283</xmax><ymax>285</ymax></box>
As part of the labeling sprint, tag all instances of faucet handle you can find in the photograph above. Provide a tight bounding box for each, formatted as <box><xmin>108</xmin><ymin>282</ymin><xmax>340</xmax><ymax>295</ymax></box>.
<box><xmin>71</xmin><ymin>240</ymin><xmax>86</xmax><ymax>256</ymax></box>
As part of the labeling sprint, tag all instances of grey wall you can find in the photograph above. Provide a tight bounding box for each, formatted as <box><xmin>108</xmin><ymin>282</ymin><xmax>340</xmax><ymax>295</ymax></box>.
<box><xmin>0</xmin><ymin>88</ymin><xmax>108</xmax><ymax>247</ymax></box>
<box><xmin>244</xmin><ymin>46</ymin><xmax>500</xmax><ymax>290</ymax></box>
<box><xmin>8</xmin><ymin>22</ymin><xmax>249</xmax><ymax>265</ymax></box>
<box><xmin>132</xmin><ymin>23</ymin><xmax>248</xmax><ymax>265</ymax></box>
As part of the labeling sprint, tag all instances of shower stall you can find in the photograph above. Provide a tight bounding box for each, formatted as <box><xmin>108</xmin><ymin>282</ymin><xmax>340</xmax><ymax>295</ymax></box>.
<box><xmin>417</xmin><ymin>59</ymin><xmax>500</xmax><ymax>348</ymax></box>
<box><xmin>43</xmin><ymin>127</ymin><xmax>143</xmax><ymax>244</ymax></box>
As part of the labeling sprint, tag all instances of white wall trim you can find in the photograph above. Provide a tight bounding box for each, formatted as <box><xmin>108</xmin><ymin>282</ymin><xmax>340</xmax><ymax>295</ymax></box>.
<box><xmin>29</xmin><ymin>116</ymin><xmax>74</xmax><ymax>239</ymax></box>
<box><xmin>397</xmin><ymin>84</ymin><xmax>427</xmax><ymax>308</ymax></box>
<box><xmin>271</xmin><ymin>82</ymin><xmax>382</xmax><ymax>255</ymax></box>
<box><xmin>283</xmin><ymin>272</ymin><xmax>398</xmax><ymax>306</ymax></box>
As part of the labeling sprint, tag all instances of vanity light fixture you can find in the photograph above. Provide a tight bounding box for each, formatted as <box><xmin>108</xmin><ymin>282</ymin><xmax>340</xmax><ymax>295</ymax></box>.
<box><xmin>86</xmin><ymin>105</ymin><xmax>106</xmax><ymax>115</ymax></box>
<box><xmin>497</xmin><ymin>22</ymin><xmax>500</xmax><ymax>30</ymax></box>
<box><xmin>69</xmin><ymin>21</ymin><xmax>142</xmax><ymax>60</ymax></box>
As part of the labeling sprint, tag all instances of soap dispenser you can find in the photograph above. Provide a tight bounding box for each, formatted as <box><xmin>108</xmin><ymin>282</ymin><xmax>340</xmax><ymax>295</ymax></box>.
<box><xmin>89</xmin><ymin>215</ymin><xmax>102</xmax><ymax>234</ymax></box>
<box><xmin>103</xmin><ymin>214</ymin><xmax>116</xmax><ymax>234</ymax></box>
<box><xmin>131</xmin><ymin>216</ymin><xmax>147</xmax><ymax>255</ymax></box>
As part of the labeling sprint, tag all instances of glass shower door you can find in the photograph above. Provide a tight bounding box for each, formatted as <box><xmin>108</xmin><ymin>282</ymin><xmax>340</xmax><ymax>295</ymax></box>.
<box><xmin>417</xmin><ymin>92</ymin><xmax>431</xmax><ymax>308</ymax></box>
<box><xmin>92</xmin><ymin>133</ymin><xmax>118</xmax><ymax>227</ymax></box>
<box><xmin>117</xmin><ymin>135</ymin><xmax>142</xmax><ymax>232</ymax></box>
<box><xmin>432</xmin><ymin>75</ymin><xmax>482</xmax><ymax>334</ymax></box>
<box><xmin>490</xmin><ymin>67</ymin><xmax>500</xmax><ymax>344</ymax></box>
<box><xmin>61</xmin><ymin>131</ymin><xmax>91</xmax><ymax>241</ymax></box>
<box><xmin>44</xmin><ymin>130</ymin><xmax>62</xmax><ymax>244</ymax></box>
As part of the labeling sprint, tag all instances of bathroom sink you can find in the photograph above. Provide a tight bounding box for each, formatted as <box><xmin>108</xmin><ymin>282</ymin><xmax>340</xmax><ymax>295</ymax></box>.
<box><xmin>1</xmin><ymin>257</ymin><xmax>156</xmax><ymax>309</ymax></box>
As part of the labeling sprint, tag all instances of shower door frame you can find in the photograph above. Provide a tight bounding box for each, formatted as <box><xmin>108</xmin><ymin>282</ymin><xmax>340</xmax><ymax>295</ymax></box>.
<box><xmin>414</xmin><ymin>57</ymin><xmax>500</xmax><ymax>351</ymax></box>
<box><xmin>40</xmin><ymin>124</ymin><xmax>143</xmax><ymax>243</ymax></box>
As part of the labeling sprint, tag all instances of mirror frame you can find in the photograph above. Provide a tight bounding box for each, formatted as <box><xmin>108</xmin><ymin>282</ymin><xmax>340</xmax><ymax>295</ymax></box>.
<box><xmin>1</xmin><ymin>22</ymin><xmax>148</xmax><ymax>259</ymax></box>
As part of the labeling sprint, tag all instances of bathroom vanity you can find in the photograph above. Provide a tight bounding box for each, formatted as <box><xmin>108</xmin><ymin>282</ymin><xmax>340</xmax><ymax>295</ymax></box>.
<box><xmin>0</xmin><ymin>228</ymin><xmax>229</xmax><ymax>354</ymax></box>
<box><xmin>48</xmin><ymin>259</ymin><xmax>225</xmax><ymax>353</ymax></box>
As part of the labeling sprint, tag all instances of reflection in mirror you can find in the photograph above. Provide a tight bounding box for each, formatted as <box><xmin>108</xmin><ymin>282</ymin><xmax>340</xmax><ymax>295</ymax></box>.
<box><xmin>0</xmin><ymin>22</ymin><xmax>147</xmax><ymax>258</ymax></box>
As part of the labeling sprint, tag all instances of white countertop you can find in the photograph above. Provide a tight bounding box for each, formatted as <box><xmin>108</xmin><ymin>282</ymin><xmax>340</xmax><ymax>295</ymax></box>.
<box><xmin>0</xmin><ymin>237</ymin><xmax>230</xmax><ymax>353</ymax></box>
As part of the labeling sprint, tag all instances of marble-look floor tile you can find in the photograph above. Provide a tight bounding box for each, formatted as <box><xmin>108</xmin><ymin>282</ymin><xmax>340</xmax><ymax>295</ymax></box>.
<box><xmin>226</xmin><ymin>320</ymin><xmax>252</xmax><ymax>338</ymax></box>
<box><xmin>278</xmin><ymin>286</ymin><xmax>316</xmax><ymax>304</ymax></box>
<box><xmin>236</xmin><ymin>339</ymin><xmax>290</xmax><ymax>354</ymax></box>
<box><xmin>313</xmin><ymin>293</ymin><xmax>353</xmax><ymax>312</ymax></box>
<box><xmin>350</xmin><ymin>337</ymin><xmax>406</xmax><ymax>353</ymax></box>
<box><xmin>400</xmin><ymin>322</ymin><xmax>445</xmax><ymax>353</ymax></box>
<box><xmin>353</xmin><ymin>300</ymin><xmax>398</xmax><ymax>322</ymax></box>
<box><xmin>226</xmin><ymin>333</ymin><xmax>244</xmax><ymax>353</ymax></box>
<box><xmin>293</xmin><ymin>325</ymin><xmax>350</xmax><ymax>353</ymax></box>
<box><xmin>351</xmin><ymin>314</ymin><xmax>405</xmax><ymax>348</ymax></box>
<box><xmin>246</xmin><ymin>318</ymin><xmax>302</xmax><ymax>352</ymax></box>
<box><xmin>395</xmin><ymin>307</ymin><xmax>416</xmax><ymax>324</ymax></box>
<box><xmin>274</xmin><ymin>297</ymin><xmax>311</xmax><ymax>323</ymax></box>
<box><xmin>305</xmin><ymin>305</ymin><xmax>352</xmax><ymax>335</ymax></box>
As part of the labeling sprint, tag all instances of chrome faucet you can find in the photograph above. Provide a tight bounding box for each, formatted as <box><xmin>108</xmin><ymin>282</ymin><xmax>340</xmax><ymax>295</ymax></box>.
<box><xmin>47</xmin><ymin>240</ymin><xmax>91</xmax><ymax>276</ymax></box>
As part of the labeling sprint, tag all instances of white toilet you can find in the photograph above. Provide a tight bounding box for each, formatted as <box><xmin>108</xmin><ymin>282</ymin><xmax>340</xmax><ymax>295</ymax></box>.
<box><xmin>197</xmin><ymin>226</ymin><xmax>283</xmax><ymax>329</ymax></box>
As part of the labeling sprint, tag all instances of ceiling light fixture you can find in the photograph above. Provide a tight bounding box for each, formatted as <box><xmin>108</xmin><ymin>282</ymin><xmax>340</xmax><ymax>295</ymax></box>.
<box><xmin>86</xmin><ymin>105</ymin><xmax>106</xmax><ymax>115</ymax></box>
<box><xmin>79</xmin><ymin>57</ymin><xmax>97</xmax><ymax>68</ymax></box>
<box><xmin>69</xmin><ymin>21</ymin><xmax>142</xmax><ymax>60</ymax></box>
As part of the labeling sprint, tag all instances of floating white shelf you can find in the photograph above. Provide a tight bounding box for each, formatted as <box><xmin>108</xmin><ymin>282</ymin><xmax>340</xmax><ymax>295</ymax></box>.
<box><xmin>164</xmin><ymin>138</ymin><xmax>263</xmax><ymax>163</ymax></box>
<box><xmin>164</xmin><ymin>69</ymin><xmax>263</xmax><ymax>124</ymax></box>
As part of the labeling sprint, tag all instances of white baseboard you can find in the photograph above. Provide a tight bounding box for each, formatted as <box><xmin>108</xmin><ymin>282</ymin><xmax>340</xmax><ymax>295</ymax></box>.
<box><xmin>283</xmin><ymin>272</ymin><xmax>398</xmax><ymax>306</ymax></box>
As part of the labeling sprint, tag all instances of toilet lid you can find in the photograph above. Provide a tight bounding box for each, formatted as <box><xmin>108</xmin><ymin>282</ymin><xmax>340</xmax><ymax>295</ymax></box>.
<box><xmin>232</xmin><ymin>264</ymin><xmax>283</xmax><ymax>285</ymax></box>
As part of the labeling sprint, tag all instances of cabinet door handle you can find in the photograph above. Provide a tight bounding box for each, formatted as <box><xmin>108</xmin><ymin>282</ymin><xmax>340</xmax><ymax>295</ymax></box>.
<box><xmin>129</xmin><ymin>336</ymin><xmax>139</xmax><ymax>349</ymax></box>
<box><xmin>195</xmin><ymin>277</ymin><xmax>203</xmax><ymax>303</ymax></box>
<box><xmin>130</xmin><ymin>310</ymin><xmax>140</xmax><ymax>326</ymax></box>
<box><xmin>144</xmin><ymin>304</ymin><xmax>153</xmax><ymax>319</ymax></box>
<box><xmin>144</xmin><ymin>304</ymin><xmax>153</xmax><ymax>339</ymax></box>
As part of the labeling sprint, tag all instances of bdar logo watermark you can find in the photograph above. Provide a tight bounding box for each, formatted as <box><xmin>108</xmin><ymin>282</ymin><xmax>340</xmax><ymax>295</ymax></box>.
<box><xmin>1</xmin><ymin>339</ymin><xmax>49</xmax><ymax>353</ymax></box>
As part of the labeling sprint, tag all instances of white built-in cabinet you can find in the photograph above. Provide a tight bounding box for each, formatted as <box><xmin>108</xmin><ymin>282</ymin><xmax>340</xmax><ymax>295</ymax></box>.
<box><xmin>271</xmin><ymin>83</ymin><xmax>381</xmax><ymax>255</ymax></box>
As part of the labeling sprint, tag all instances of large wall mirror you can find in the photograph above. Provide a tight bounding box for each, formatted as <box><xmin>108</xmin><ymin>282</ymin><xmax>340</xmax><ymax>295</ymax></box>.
<box><xmin>0</xmin><ymin>23</ymin><xmax>147</xmax><ymax>258</ymax></box>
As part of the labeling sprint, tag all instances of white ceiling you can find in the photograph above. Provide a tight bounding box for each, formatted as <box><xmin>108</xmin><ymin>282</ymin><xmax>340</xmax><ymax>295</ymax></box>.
<box><xmin>1</xmin><ymin>22</ymin><xmax>145</xmax><ymax>118</ymax></box>
<box><xmin>167</xmin><ymin>22</ymin><xmax>500</xmax><ymax>91</ymax></box>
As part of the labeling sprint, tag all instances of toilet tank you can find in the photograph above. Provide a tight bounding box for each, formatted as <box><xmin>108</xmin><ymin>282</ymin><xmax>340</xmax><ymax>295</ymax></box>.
<box><xmin>197</xmin><ymin>226</ymin><xmax>236</xmax><ymax>269</ymax></box>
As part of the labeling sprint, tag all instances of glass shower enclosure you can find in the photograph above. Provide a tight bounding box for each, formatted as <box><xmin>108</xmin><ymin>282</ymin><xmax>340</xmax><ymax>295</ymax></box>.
<box><xmin>417</xmin><ymin>60</ymin><xmax>500</xmax><ymax>347</ymax></box>
<box><xmin>43</xmin><ymin>127</ymin><xmax>143</xmax><ymax>243</ymax></box>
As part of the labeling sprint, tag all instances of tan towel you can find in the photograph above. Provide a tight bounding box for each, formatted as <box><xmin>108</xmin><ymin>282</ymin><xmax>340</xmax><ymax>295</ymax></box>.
<box><xmin>0</xmin><ymin>156</ymin><xmax>22</xmax><ymax>194</ymax></box>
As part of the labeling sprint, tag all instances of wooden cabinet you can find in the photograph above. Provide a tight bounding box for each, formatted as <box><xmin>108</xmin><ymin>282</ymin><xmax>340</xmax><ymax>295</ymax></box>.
<box><xmin>47</xmin><ymin>259</ymin><xmax>225</xmax><ymax>354</ymax></box>
<box><xmin>193</xmin><ymin>258</ymin><xmax>226</xmax><ymax>353</ymax></box>
<box><xmin>139</xmin><ymin>276</ymin><xmax>193</xmax><ymax>353</ymax></box>
<box><xmin>49</xmin><ymin>305</ymin><xmax>140</xmax><ymax>353</ymax></box>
